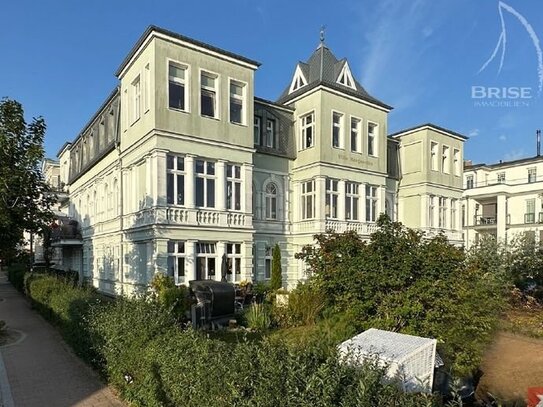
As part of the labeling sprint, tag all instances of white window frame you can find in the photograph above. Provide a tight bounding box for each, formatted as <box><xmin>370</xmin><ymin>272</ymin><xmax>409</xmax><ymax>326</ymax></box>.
<box><xmin>300</xmin><ymin>111</ymin><xmax>315</xmax><ymax>150</ymax></box>
<box><xmin>289</xmin><ymin>65</ymin><xmax>308</xmax><ymax>94</ymax></box>
<box><xmin>166</xmin><ymin>155</ymin><xmax>185</xmax><ymax>206</ymax></box>
<box><xmin>301</xmin><ymin>180</ymin><xmax>315</xmax><ymax>220</ymax></box>
<box><xmin>345</xmin><ymin>182</ymin><xmax>359</xmax><ymax>220</ymax></box>
<box><xmin>131</xmin><ymin>75</ymin><xmax>141</xmax><ymax>124</ymax></box>
<box><xmin>195</xmin><ymin>159</ymin><xmax>216</xmax><ymax>208</ymax></box>
<box><xmin>226</xmin><ymin>243</ymin><xmax>242</xmax><ymax>283</ymax></box>
<box><xmin>199</xmin><ymin>69</ymin><xmax>220</xmax><ymax>119</ymax></box>
<box><xmin>365</xmin><ymin>185</ymin><xmax>378</xmax><ymax>222</ymax></box>
<box><xmin>254</xmin><ymin>116</ymin><xmax>261</xmax><ymax>146</ymax></box>
<box><xmin>168</xmin><ymin>241</ymin><xmax>186</xmax><ymax>285</ymax></box>
<box><xmin>438</xmin><ymin>197</ymin><xmax>447</xmax><ymax>228</ymax></box>
<box><xmin>264</xmin><ymin>245</ymin><xmax>273</xmax><ymax>279</ymax></box>
<box><xmin>265</xmin><ymin>118</ymin><xmax>276</xmax><ymax>148</ymax></box>
<box><xmin>325</xmin><ymin>178</ymin><xmax>339</xmax><ymax>219</ymax></box>
<box><xmin>229</xmin><ymin>78</ymin><xmax>246</xmax><ymax>125</ymax></box>
<box><xmin>350</xmin><ymin>116</ymin><xmax>362</xmax><ymax>153</ymax></box>
<box><xmin>144</xmin><ymin>63</ymin><xmax>150</xmax><ymax>113</ymax></box>
<box><xmin>167</xmin><ymin>59</ymin><xmax>190</xmax><ymax>113</ymax></box>
<box><xmin>497</xmin><ymin>172</ymin><xmax>506</xmax><ymax>184</ymax></box>
<box><xmin>451</xmin><ymin>199</ymin><xmax>457</xmax><ymax>229</ymax></box>
<box><xmin>367</xmin><ymin>121</ymin><xmax>378</xmax><ymax>157</ymax></box>
<box><xmin>265</xmin><ymin>182</ymin><xmax>278</xmax><ymax>220</ymax></box>
<box><xmin>528</xmin><ymin>167</ymin><xmax>537</xmax><ymax>183</ymax></box>
<box><xmin>442</xmin><ymin>145</ymin><xmax>450</xmax><ymax>174</ymax></box>
<box><xmin>430</xmin><ymin>141</ymin><xmax>438</xmax><ymax>171</ymax></box>
<box><xmin>196</xmin><ymin>242</ymin><xmax>217</xmax><ymax>280</ymax></box>
<box><xmin>337</xmin><ymin>63</ymin><xmax>356</xmax><ymax>90</ymax></box>
<box><xmin>428</xmin><ymin>195</ymin><xmax>435</xmax><ymax>227</ymax></box>
<box><xmin>453</xmin><ymin>148</ymin><xmax>461</xmax><ymax>176</ymax></box>
<box><xmin>331</xmin><ymin>111</ymin><xmax>344</xmax><ymax>149</ymax></box>
<box><xmin>226</xmin><ymin>164</ymin><xmax>242</xmax><ymax>211</ymax></box>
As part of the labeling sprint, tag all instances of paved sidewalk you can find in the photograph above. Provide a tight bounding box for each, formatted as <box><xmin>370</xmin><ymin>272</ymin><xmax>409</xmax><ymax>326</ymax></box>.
<box><xmin>0</xmin><ymin>272</ymin><xmax>124</xmax><ymax>407</ymax></box>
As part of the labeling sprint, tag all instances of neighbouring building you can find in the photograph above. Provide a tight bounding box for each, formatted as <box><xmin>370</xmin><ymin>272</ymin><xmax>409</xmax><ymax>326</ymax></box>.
<box><xmin>463</xmin><ymin>153</ymin><xmax>543</xmax><ymax>248</ymax></box>
<box><xmin>47</xmin><ymin>25</ymin><xmax>466</xmax><ymax>295</ymax></box>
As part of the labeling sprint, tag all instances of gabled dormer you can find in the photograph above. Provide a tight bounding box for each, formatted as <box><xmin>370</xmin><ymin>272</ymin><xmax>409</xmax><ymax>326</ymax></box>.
<box><xmin>277</xmin><ymin>40</ymin><xmax>391</xmax><ymax>111</ymax></box>
<box><xmin>336</xmin><ymin>60</ymin><xmax>356</xmax><ymax>90</ymax></box>
<box><xmin>288</xmin><ymin>64</ymin><xmax>309</xmax><ymax>94</ymax></box>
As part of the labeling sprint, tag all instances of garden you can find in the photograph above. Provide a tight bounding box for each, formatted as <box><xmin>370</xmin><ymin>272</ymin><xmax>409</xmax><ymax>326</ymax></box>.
<box><xmin>7</xmin><ymin>215</ymin><xmax>543</xmax><ymax>406</ymax></box>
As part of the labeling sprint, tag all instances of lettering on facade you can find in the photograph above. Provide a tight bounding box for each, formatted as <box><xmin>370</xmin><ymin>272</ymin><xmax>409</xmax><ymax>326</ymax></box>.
<box><xmin>338</xmin><ymin>154</ymin><xmax>373</xmax><ymax>167</ymax></box>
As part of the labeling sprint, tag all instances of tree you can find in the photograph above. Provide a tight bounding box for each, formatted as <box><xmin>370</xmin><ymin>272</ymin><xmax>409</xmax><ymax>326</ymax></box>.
<box><xmin>270</xmin><ymin>243</ymin><xmax>282</xmax><ymax>290</ymax></box>
<box><xmin>296</xmin><ymin>214</ymin><xmax>507</xmax><ymax>376</ymax></box>
<box><xmin>0</xmin><ymin>98</ymin><xmax>54</xmax><ymax>263</ymax></box>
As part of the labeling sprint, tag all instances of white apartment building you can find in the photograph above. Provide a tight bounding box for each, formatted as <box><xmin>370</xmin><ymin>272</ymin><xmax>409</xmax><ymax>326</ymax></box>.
<box><xmin>48</xmin><ymin>26</ymin><xmax>465</xmax><ymax>295</ymax></box>
<box><xmin>463</xmin><ymin>154</ymin><xmax>543</xmax><ymax>248</ymax></box>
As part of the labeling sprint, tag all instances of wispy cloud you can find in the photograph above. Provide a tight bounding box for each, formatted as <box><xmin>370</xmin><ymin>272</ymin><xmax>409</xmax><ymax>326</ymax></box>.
<box><xmin>357</xmin><ymin>0</ymin><xmax>443</xmax><ymax>108</ymax></box>
<box><xmin>504</xmin><ymin>149</ymin><xmax>526</xmax><ymax>161</ymax></box>
<box><xmin>499</xmin><ymin>134</ymin><xmax>507</xmax><ymax>141</ymax></box>
<box><xmin>468</xmin><ymin>128</ymin><xmax>480</xmax><ymax>137</ymax></box>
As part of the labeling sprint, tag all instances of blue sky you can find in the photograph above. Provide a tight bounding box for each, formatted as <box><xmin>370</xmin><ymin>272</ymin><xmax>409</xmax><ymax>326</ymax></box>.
<box><xmin>1</xmin><ymin>0</ymin><xmax>542</xmax><ymax>164</ymax></box>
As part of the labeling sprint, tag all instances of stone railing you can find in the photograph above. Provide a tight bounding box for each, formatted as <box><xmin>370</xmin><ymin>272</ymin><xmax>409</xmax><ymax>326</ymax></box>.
<box><xmin>196</xmin><ymin>210</ymin><xmax>220</xmax><ymax>225</ymax></box>
<box><xmin>325</xmin><ymin>220</ymin><xmax>378</xmax><ymax>235</ymax></box>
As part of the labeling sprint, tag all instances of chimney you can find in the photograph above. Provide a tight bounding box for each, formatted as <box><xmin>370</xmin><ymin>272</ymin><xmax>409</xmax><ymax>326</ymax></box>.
<box><xmin>537</xmin><ymin>129</ymin><xmax>541</xmax><ymax>156</ymax></box>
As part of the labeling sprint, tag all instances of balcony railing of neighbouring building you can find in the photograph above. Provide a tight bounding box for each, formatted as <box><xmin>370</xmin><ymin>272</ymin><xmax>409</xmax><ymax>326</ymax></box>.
<box><xmin>51</xmin><ymin>218</ymin><xmax>82</xmax><ymax>243</ymax></box>
<box><xmin>524</xmin><ymin>213</ymin><xmax>536</xmax><ymax>224</ymax></box>
<box><xmin>473</xmin><ymin>215</ymin><xmax>497</xmax><ymax>226</ymax></box>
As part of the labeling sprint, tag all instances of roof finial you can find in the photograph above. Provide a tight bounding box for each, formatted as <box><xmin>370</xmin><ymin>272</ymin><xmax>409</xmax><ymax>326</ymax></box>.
<box><xmin>320</xmin><ymin>25</ymin><xmax>326</xmax><ymax>44</ymax></box>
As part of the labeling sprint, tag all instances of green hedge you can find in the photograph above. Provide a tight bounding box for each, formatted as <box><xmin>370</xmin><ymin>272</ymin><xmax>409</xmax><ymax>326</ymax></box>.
<box><xmin>26</xmin><ymin>274</ymin><xmax>104</xmax><ymax>365</ymax></box>
<box><xmin>26</xmin><ymin>274</ymin><xmax>443</xmax><ymax>407</ymax></box>
<box><xmin>7</xmin><ymin>263</ymin><xmax>28</xmax><ymax>292</ymax></box>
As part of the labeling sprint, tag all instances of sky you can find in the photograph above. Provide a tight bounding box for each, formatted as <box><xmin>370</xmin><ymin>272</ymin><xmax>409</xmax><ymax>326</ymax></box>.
<box><xmin>1</xmin><ymin>0</ymin><xmax>542</xmax><ymax>165</ymax></box>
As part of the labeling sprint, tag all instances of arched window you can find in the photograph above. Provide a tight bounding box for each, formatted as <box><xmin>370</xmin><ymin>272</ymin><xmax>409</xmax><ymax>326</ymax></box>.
<box><xmin>265</xmin><ymin>183</ymin><xmax>278</xmax><ymax>220</ymax></box>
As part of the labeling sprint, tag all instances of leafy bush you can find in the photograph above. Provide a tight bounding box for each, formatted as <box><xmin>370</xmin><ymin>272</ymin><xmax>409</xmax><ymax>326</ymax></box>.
<box><xmin>287</xmin><ymin>282</ymin><xmax>325</xmax><ymax>326</ymax></box>
<box><xmin>150</xmin><ymin>273</ymin><xmax>191</xmax><ymax>321</ymax></box>
<box><xmin>245</xmin><ymin>302</ymin><xmax>271</xmax><ymax>331</ymax></box>
<box><xmin>297</xmin><ymin>215</ymin><xmax>507</xmax><ymax>376</ymax></box>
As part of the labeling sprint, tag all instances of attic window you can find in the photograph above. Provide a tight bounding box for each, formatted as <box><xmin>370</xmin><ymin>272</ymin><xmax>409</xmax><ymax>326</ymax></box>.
<box><xmin>289</xmin><ymin>65</ymin><xmax>308</xmax><ymax>94</ymax></box>
<box><xmin>337</xmin><ymin>63</ymin><xmax>356</xmax><ymax>90</ymax></box>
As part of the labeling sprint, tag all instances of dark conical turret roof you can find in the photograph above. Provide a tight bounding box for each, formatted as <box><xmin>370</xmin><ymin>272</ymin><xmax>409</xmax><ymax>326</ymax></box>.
<box><xmin>277</xmin><ymin>42</ymin><xmax>391</xmax><ymax>110</ymax></box>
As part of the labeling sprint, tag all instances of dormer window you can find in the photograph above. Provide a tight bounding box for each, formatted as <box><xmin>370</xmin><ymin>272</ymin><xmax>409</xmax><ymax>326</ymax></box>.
<box><xmin>288</xmin><ymin>65</ymin><xmax>308</xmax><ymax>94</ymax></box>
<box><xmin>337</xmin><ymin>62</ymin><xmax>356</xmax><ymax>90</ymax></box>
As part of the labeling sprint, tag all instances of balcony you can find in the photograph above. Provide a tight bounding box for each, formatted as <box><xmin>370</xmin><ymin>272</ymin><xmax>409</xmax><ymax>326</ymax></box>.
<box><xmin>51</xmin><ymin>218</ymin><xmax>82</xmax><ymax>246</ymax></box>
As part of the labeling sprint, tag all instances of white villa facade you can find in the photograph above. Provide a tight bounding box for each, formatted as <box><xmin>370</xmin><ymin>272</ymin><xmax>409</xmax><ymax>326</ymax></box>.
<box><xmin>463</xmin><ymin>155</ymin><xmax>543</xmax><ymax>249</ymax></box>
<box><xmin>47</xmin><ymin>26</ymin><xmax>466</xmax><ymax>295</ymax></box>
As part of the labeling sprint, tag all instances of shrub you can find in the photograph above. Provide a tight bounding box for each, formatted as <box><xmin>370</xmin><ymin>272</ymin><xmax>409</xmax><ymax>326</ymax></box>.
<box><xmin>26</xmin><ymin>273</ymin><xmax>443</xmax><ymax>406</ymax></box>
<box><xmin>150</xmin><ymin>273</ymin><xmax>191</xmax><ymax>321</ymax></box>
<box><xmin>288</xmin><ymin>282</ymin><xmax>325</xmax><ymax>326</ymax></box>
<box><xmin>270</xmin><ymin>243</ymin><xmax>282</xmax><ymax>290</ymax></box>
<box><xmin>245</xmin><ymin>302</ymin><xmax>271</xmax><ymax>331</ymax></box>
<box><xmin>297</xmin><ymin>215</ymin><xmax>507</xmax><ymax>376</ymax></box>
